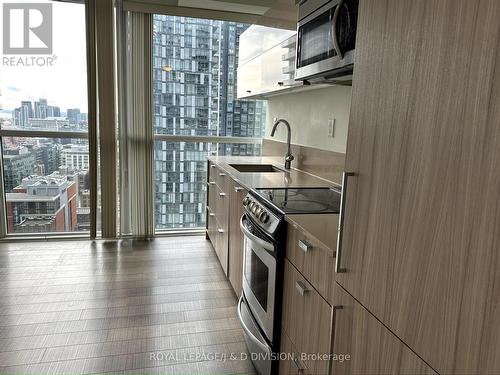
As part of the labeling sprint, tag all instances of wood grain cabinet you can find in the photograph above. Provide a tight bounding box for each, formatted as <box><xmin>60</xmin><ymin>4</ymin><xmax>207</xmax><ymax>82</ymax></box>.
<box><xmin>330</xmin><ymin>283</ymin><xmax>437</xmax><ymax>375</ymax></box>
<box><xmin>206</xmin><ymin>163</ymin><xmax>229</xmax><ymax>276</ymax></box>
<box><xmin>279</xmin><ymin>329</ymin><xmax>311</xmax><ymax>375</ymax></box>
<box><xmin>337</xmin><ymin>0</ymin><xmax>500</xmax><ymax>373</ymax></box>
<box><xmin>206</xmin><ymin>207</ymin><xmax>217</xmax><ymax>248</ymax></box>
<box><xmin>281</xmin><ymin>259</ymin><xmax>332</xmax><ymax>375</ymax></box>
<box><xmin>206</xmin><ymin>161</ymin><xmax>247</xmax><ymax>293</ymax></box>
<box><xmin>228</xmin><ymin>179</ymin><xmax>247</xmax><ymax>297</ymax></box>
<box><xmin>206</xmin><ymin>162</ymin><xmax>217</xmax><ymax>247</ymax></box>
<box><xmin>286</xmin><ymin>224</ymin><xmax>335</xmax><ymax>302</ymax></box>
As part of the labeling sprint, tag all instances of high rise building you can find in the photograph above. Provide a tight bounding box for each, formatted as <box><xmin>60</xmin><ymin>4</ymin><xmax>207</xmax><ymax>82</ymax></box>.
<box><xmin>34</xmin><ymin>141</ymin><xmax>61</xmax><ymax>175</ymax></box>
<box><xmin>152</xmin><ymin>16</ymin><xmax>266</xmax><ymax>229</ymax></box>
<box><xmin>67</xmin><ymin>108</ymin><xmax>81</xmax><ymax>124</ymax></box>
<box><xmin>34</xmin><ymin>98</ymin><xmax>48</xmax><ymax>119</ymax></box>
<box><xmin>13</xmin><ymin>108</ymin><xmax>20</xmax><ymax>126</ymax></box>
<box><xmin>49</xmin><ymin>106</ymin><xmax>61</xmax><ymax>117</ymax></box>
<box><xmin>17</xmin><ymin>101</ymin><xmax>33</xmax><ymax>127</ymax></box>
<box><xmin>2</xmin><ymin>147</ymin><xmax>36</xmax><ymax>192</ymax></box>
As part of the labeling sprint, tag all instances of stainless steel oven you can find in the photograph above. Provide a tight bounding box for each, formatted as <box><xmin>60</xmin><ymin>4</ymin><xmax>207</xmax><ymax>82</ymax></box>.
<box><xmin>240</xmin><ymin>214</ymin><xmax>277</xmax><ymax>340</ymax></box>
<box><xmin>237</xmin><ymin>188</ymin><xmax>340</xmax><ymax>375</ymax></box>
<box><xmin>295</xmin><ymin>0</ymin><xmax>358</xmax><ymax>82</ymax></box>
<box><xmin>238</xmin><ymin>205</ymin><xmax>283</xmax><ymax>375</ymax></box>
<box><xmin>238</xmin><ymin>190</ymin><xmax>286</xmax><ymax>375</ymax></box>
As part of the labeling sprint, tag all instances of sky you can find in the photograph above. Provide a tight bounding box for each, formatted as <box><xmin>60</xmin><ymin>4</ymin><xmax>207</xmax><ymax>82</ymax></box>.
<box><xmin>0</xmin><ymin>0</ymin><xmax>88</xmax><ymax>117</ymax></box>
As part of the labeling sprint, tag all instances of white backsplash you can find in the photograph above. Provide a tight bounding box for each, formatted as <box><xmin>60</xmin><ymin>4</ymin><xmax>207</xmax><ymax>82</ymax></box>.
<box><xmin>265</xmin><ymin>85</ymin><xmax>352</xmax><ymax>153</ymax></box>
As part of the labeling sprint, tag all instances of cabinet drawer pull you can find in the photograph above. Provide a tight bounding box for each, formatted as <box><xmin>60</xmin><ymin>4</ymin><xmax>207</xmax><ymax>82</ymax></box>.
<box><xmin>335</xmin><ymin>172</ymin><xmax>356</xmax><ymax>273</ymax></box>
<box><xmin>234</xmin><ymin>186</ymin><xmax>244</xmax><ymax>192</ymax></box>
<box><xmin>219</xmin><ymin>173</ymin><xmax>226</xmax><ymax>177</ymax></box>
<box><xmin>295</xmin><ymin>280</ymin><xmax>309</xmax><ymax>296</ymax></box>
<box><xmin>219</xmin><ymin>192</ymin><xmax>226</xmax><ymax>197</ymax></box>
<box><xmin>298</xmin><ymin>239</ymin><xmax>312</xmax><ymax>252</ymax></box>
<box><xmin>217</xmin><ymin>228</ymin><xmax>224</xmax><ymax>233</ymax></box>
<box><xmin>210</xmin><ymin>164</ymin><xmax>216</xmax><ymax>168</ymax></box>
<box><xmin>328</xmin><ymin>305</ymin><xmax>344</xmax><ymax>374</ymax></box>
<box><xmin>208</xmin><ymin>181</ymin><xmax>216</xmax><ymax>185</ymax></box>
<box><xmin>209</xmin><ymin>212</ymin><xmax>215</xmax><ymax>217</ymax></box>
<box><xmin>291</xmin><ymin>356</ymin><xmax>304</xmax><ymax>372</ymax></box>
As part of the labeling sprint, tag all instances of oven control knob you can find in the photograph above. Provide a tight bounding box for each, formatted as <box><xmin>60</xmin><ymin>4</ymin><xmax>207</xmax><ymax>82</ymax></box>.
<box><xmin>259</xmin><ymin>212</ymin><xmax>270</xmax><ymax>224</ymax></box>
<box><xmin>252</xmin><ymin>204</ymin><xmax>259</xmax><ymax>214</ymax></box>
<box><xmin>248</xmin><ymin>201</ymin><xmax>254</xmax><ymax>210</ymax></box>
<box><xmin>255</xmin><ymin>207</ymin><xmax>262</xmax><ymax>216</ymax></box>
<box><xmin>242</xmin><ymin>197</ymin><xmax>250</xmax><ymax>206</ymax></box>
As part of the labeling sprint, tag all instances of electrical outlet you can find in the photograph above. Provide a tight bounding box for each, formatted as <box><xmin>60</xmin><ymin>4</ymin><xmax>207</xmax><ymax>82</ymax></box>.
<box><xmin>328</xmin><ymin>118</ymin><xmax>336</xmax><ymax>137</ymax></box>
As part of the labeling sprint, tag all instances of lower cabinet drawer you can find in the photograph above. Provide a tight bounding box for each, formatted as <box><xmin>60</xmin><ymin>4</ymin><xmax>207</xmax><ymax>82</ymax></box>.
<box><xmin>206</xmin><ymin>207</ymin><xmax>217</xmax><ymax>247</ymax></box>
<box><xmin>215</xmin><ymin>219</ymin><xmax>228</xmax><ymax>275</ymax></box>
<box><xmin>286</xmin><ymin>224</ymin><xmax>334</xmax><ymax>301</ymax></box>
<box><xmin>214</xmin><ymin>166</ymin><xmax>228</xmax><ymax>190</ymax></box>
<box><xmin>279</xmin><ymin>329</ymin><xmax>311</xmax><ymax>375</ymax></box>
<box><xmin>215</xmin><ymin>185</ymin><xmax>229</xmax><ymax>226</ymax></box>
<box><xmin>207</xmin><ymin>179</ymin><xmax>216</xmax><ymax>211</ymax></box>
<box><xmin>282</xmin><ymin>259</ymin><xmax>332</xmax><ymax>375</ymax></box>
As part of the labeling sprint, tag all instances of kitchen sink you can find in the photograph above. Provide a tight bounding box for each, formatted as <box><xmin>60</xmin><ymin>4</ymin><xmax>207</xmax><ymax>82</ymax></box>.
<box><xmin>229</xmin><ymin>164</ymin><xmax>285</xmax><ymax>173</ymax></box>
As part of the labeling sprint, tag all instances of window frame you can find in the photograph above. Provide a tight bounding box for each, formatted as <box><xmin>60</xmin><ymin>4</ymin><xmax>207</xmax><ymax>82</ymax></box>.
<box><xmin>0</xmin><ymin>0</ymin><xmax>96</xmax><ymax>241</ymax></box>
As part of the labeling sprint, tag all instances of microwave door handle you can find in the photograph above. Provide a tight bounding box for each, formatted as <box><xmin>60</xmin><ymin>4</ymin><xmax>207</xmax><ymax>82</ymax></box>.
<box><xmin>332</xmin><ymin>0</ymin><xmax>344</xmax><ymax>59</ymax></box>
<box><xmin>240</xmin><ymin>216</ymin><xmax>275</xmax><ymax>252</ymax></box>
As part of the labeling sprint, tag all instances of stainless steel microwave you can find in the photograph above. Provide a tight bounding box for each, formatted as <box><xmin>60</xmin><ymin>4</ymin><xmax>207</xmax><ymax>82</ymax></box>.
<box><xmin>295</xmin><ymin>0</ymin><xmax>358</xmax><ymax>82</ymax></box>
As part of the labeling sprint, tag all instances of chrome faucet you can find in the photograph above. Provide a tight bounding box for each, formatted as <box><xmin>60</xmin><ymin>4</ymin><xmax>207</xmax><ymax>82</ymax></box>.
<box><xmin>270</xmin><ymin>118</ymin><xmax>294</xmax><ymax>170</ymax></box>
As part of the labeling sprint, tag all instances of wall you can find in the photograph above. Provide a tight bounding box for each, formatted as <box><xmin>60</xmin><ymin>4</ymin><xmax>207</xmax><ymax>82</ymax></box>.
<box><xmin>265</xmin><ymin>85</ymin><xmax>352</xmax><ymax>153</ymax></box>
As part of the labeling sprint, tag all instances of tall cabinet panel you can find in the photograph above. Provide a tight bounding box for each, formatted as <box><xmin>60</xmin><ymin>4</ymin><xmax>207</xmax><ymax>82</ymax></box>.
<box><xmin>337</xmin><ymin>0</ymin><xmax>500</xmax><ymax>373</ymax></box>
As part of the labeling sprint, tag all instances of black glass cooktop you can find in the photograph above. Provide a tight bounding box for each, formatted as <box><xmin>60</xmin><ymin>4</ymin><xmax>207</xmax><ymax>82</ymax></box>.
<box><xmin>253</xmin><ymin>187</ymin><xmax>341</xmax><ymax>214</ymax></box>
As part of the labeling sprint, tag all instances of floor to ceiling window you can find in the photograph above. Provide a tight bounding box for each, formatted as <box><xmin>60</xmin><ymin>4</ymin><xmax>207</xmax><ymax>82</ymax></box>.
<box><xmin>152</xmin><ymin>15</ymin><xmax>268</xmax><ymax>231</ymax></box>
<box><xmin>0</xmin><ymin>1</ymin><xmax>90</xmax><ymax>236</ymax></box>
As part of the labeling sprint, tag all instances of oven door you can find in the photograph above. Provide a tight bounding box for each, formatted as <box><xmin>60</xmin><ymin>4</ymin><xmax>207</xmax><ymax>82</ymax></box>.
<box><xmin>296</xmin><ymin>0</ymin><xmax>358</xmax><ymax>81</ymax></box>
<box><xmin>240</xmin><ymin>214</ymin><xmax>276</xmax><ymax>342</ymax></box>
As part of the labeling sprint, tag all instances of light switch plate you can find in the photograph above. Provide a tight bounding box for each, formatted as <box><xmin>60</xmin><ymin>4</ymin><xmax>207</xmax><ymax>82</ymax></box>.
<box><xmin>328</xmin><ymin>118</ymin><xmax>336</xmax><ymax>137</ymax></box>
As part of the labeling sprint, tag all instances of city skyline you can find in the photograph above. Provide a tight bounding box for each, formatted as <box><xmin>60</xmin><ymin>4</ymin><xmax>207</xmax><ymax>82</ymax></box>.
<box><xmin>2</xmin><ymin>97</ymin><xmax>86</xmax><ymax>119</ymax></box>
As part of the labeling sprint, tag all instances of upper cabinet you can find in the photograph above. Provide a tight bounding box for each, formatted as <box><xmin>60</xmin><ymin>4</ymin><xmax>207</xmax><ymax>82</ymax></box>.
<box><xmin>237</xmin><ymin>25</ymin><xmax>296</xmax><ymax>99</ymax></box>
<box><xmin>337</xmin><ymin>0</ymin><xmax>500</xmax><ymax>374</ymax></box>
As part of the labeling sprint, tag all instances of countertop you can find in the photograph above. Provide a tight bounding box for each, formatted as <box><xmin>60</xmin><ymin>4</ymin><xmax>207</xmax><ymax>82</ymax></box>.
<box><xmin>209</xmin><ymin>156</ymin><xmax>340</xmax><ymax>254</ymax></box>
<box><xmin>208</xmin><ymin>155</ymin><xmax>339</xmax><ymax>190</ymax></box>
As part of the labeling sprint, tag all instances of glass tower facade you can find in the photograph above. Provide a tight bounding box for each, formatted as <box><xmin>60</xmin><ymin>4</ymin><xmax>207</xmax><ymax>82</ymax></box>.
<box><xmin>152</xmin><ymin>15</ymin><xmax>266</xmax><ymax>230</ymax></box>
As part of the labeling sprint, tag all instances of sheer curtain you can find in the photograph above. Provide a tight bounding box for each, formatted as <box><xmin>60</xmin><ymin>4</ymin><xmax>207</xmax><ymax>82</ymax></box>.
<box><xmin>118</xmin><ymin>10</ymin><xmax>155</xmax><ymax>238</ymax></box>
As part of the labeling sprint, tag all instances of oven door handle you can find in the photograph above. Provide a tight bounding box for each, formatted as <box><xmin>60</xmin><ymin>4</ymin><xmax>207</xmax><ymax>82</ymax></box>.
<box><xmin>237</xmin><ymin>295</ymin><xmax>271</xmax><ymax>354</ymax></box>
<box><xmin>240</xmin><ymin>216</ymin><xmax>275</xmax><ymax>252</ymax></box>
